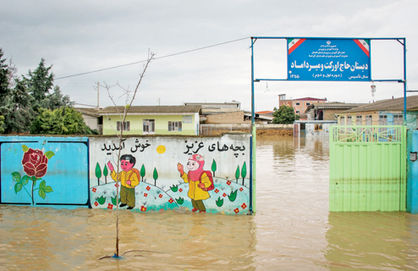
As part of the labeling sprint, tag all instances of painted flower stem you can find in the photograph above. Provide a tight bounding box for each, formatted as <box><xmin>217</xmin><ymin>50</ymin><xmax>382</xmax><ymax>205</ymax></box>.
<box><xmin>31</xmin><ymin>180</ymin><xmax>35</xmax><ymax>205</ymax></box>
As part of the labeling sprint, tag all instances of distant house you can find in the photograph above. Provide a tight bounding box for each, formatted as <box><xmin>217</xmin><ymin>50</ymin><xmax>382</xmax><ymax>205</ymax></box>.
<box><xmin>338</xmin><ymin>96</ymin><xmax>418</xmax><ymax>128</ymax></box>
<box><xmin>279</xmin><ymin>94</ymin><xmax>327</xmax><ymax>119</ymax></box>
<box><xmin>185</xmin><ymin>102</ymin><xmax>244</xmax><ymax>124</ymax></box>
<box><xmin>305</xmin><ymin>102</ymin><xmax>365</xmax><ymax>121</ymax></box>
<box><xmin>75</xmin><ymin>107</ymin><xmax>102</xmax><ymax>133</ymax></box>
<box><xmin>76</xmin><ymin>105</ymin><xmax>201</xmax><ymax>136</ymax></box>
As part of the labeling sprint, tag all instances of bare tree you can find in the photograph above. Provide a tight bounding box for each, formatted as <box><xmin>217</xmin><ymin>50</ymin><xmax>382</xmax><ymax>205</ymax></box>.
<box><xmin>100</xmin><ymin>50</ymin><xmax>155</xmax><ymax>259</ymax></box>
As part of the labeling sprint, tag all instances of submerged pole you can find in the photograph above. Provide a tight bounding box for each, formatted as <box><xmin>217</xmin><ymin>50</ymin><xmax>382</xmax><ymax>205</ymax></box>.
<box><xmin>249</xmin><ymin>37</ymin><xmax>256</xmax><ymax>214</ymax></box>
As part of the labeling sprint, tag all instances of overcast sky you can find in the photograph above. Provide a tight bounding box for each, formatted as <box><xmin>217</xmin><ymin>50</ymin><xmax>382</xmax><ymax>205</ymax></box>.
<box><xmin>1</xmin><ymin>0</ymin><xmax>417</xmax><ymax>111</ymax></box>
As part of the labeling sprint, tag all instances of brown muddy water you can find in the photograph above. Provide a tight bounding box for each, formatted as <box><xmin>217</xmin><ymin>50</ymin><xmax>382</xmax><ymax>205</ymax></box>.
<box><xmin>0</xmin><ymin>136</ymin><xmax>417</xmax><ymax>270</ymax></box>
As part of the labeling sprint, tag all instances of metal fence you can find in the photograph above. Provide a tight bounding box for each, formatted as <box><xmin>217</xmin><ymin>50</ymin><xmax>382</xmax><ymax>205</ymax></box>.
<box><xmin>329</xmin><ymin>125</ymin><xmax>407</xmax><ymax>211</ymax></box>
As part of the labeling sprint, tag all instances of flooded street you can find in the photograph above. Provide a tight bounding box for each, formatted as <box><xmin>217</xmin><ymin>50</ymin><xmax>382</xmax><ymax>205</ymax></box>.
<box><xmin>1</xmin><ymin>136</ymin><xmax>417</xmax><ymax>270</ymax></box>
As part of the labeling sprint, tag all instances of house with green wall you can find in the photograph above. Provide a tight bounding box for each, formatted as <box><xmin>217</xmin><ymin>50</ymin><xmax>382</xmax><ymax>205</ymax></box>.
<box><xmin>99</xmin><ymin>105</ymin><xmax>201</xmax><ymax>136</ymax></box>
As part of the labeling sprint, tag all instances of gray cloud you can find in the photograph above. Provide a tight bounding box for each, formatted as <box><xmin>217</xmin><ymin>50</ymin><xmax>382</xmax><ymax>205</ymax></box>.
<box><xmin>1</xmin><ymin>0</ymin><xmax>417</xmax><ymax>110</ymax></box>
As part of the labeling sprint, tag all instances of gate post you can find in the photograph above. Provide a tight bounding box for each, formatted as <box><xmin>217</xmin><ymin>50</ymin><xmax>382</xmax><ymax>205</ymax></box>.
<box><xmin>407</xmin><ymin>130</ymin><xmax>418</xmax><ymax>213</ymax></box>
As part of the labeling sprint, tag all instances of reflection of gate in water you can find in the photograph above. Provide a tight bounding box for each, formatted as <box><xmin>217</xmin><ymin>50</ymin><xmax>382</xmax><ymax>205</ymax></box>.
<box><xmin>329</xmin><ymin>126</ymin><xmax>407</xmax><ymax>211</ymax></box>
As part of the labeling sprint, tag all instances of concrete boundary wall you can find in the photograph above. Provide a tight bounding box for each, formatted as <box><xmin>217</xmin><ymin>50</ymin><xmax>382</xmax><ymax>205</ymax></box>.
<box><xmin>0</xmin><ymin>134</ymin><xmax>251</xmax><ymax>215</ymax></box>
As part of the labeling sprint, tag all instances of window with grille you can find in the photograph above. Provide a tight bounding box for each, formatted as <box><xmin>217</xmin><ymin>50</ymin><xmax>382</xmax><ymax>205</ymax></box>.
<box><xmin>339</xmin><ymin>116</ymin><xmax>345</xmax><ymax>125</ymax></box>
<box><xmin>168</xmin><ymin>121</ymin><xmax>182</xmax><ymax>132</ymax></box>
<box><xmin>366</xmin><ymin>115</ymin><xmax>372</xmax><ymax>125</ymax></box>
<box><xmin>394</xmin><ymin>114</ymin><xmax>403</xmax><ymax>125</ymax></box>
<box><xmin>347</xmin><ymin>116</ymin><xmax>352</xmax><ymax>125</ymax></box>
<box><xmin>379</xmin><ymin>115</ymin><xmax>387</xmax><ymax>125</ymax></box>
<box><xmin>116</xmin><ymin>121</ymin><xmax>130</xmax><ymax>131</ymax></box>
<box><xmin>143</xmin><ymin>119</ymin><xmax>155</xmax><ymax>134</ymax></box>
<box><xmin>356</xmin><ymin>116</ymin><xmax>362</xmax><ymax>125</ymax></box>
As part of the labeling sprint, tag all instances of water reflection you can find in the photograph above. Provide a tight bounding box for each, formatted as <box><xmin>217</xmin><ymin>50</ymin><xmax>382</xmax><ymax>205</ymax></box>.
<box><xmin>1</xmin><ymin>136</ymin><xmax>417</xmax><ymax>270</ymax></box>
<box><xmin>326</xmin><ymin>212</ymin><xmax>418</xmax><ymax>270</ymax></box>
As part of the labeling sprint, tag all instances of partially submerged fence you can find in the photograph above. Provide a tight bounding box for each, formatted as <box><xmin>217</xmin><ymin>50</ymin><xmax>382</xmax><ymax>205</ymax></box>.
<box><xmin>329</xmin><ymin>126</ymin><xmax>407</xmax><ymax>211</ymax></box>
<box><xmin>0</xmin><ymin>134</ymin><xmax>252</xmax><ymax>215</ymax></box>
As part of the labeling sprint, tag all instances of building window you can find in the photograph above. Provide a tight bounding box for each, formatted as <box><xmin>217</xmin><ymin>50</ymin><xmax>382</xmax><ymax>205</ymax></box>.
<box><xmin>306</xmin><ymin>102</ymin><xmax>310</xmax><ymax>106</ymax></box>
<box><xmin>314</xmin><ymin>124</ymin><xmax>323</xmax><ymax>131</ymax></box>
<box><xmin>394</xmin><ymin>114</ymin><xmax>403</xmax><ymax>125</ymax></box>
<box><xmin>379</xmin><ymin>115</ymin><xmax>387</xmax><ymax>125</ymax></box>
<box><xmin>143</xmin><ymin>119</ymin><xmax>155</xmax><ymax>134</ymax></box>
<box><xmin>296</xmin><ymin>111</ymin><xmax>300</xmax><ymax>114</ymax></box>
<box><xmin>356</xmin><ymin>116</ymin><xmax>362</xmax><ymax>125</ymax></box>
<box><xmin>168</xmin><ymin>121</ymin><xmax>182</xmax><ymax>132</ymax></box>
<box><xmin>116</xmin><ymin>121</ymin><xmax>130</xmax><ymax>131</ymax></box>
<box><xmin>339</xmin><ymin>116</ymin><xmax>345</xmax><ymax>125</ymax></box>
<box><xmin>347</xmin><ymin>116</ymin><xmax>352</xmax><ymax>126</ymax></box>
<box><xmin>366</xmin><ymin>115</ymin><xmax>372</xmax><ymax>125</ymax></box>
<box><xmin>295</xmin><ymin>102</ymin><xmax>300</xmax><ymax>105</ymax></box>
<box><xmin>182</xmin><ymin>115</ymin><xmax>193</xmax><ymax>123</ymax></box>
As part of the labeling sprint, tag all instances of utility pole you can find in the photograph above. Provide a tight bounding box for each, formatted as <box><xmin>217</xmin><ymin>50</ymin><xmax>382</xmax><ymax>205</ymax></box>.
<box><xmin>96</xmin><ymin>82</ymin><xmax>100</xmax><ymax>109</ymax></box>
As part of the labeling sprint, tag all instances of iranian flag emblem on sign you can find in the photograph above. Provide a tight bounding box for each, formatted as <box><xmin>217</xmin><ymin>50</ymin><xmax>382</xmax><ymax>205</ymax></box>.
<box><xmin>353</xmin><ymin>39</ymin><xmax>370</xmax><ymax>57</ymax></box>
<box><xmin>288</xmin><ymin>38</ymin><xmax>306</xmax><ymax>54</ymax></box>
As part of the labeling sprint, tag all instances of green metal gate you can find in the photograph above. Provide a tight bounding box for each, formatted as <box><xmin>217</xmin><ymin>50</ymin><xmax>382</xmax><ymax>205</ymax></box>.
<box><xmin>329</xmin><ymin>126</ymin><xmax>407</xmax><ymax>211</ymax></box>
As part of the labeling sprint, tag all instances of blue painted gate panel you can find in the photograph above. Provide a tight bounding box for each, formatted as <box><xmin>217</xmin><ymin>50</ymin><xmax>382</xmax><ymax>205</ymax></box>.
<box><xmin>407</xmin><ymin>130</ymin><xmax>418</xmax><ymax>214</ymax></box>
<box><xmin>0</xmin><ymin>136</ymin><xmax>89</xmax><ymax>206</ymax></box>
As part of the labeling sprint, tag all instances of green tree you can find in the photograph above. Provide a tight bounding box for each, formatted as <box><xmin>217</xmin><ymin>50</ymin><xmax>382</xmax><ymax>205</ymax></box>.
<box><xmin>0</xmin><ymin>49</ymin><xmax>11</xmax><ymax>100</ymax></box>
<box><xmin>241</xmin><ymin>162</ymin><xmax>247</xmax><ymax>186</ymax></box>
<box><xmin>23</xmin><ymin>59</ymin><xmax>71</xmax><ymax>112</ymax></box>
<box><xmin>211</xmin><ymin>159</ymin><xmax>217</xmax><ymax>177</ymax></box>
<box><xmin>140</xmin><ymin>164</ymin><xmax>146</xmax><ymax>182</ymax></box>
<box><xmin>1</xmin><ymin>79</ymin><xmax>34</xmax><ymax>133</ymax></box>
<box><xmin>153</xmin><ymin>167</ymin><xmax>158</xmax><ymax>186</ymax></box>
<box><xmin>30</xmin><ymin>107</ymin><xmax>92</xmax><ymax>134</ymax></box>
<box><xmin>95</xmin><ymin>162</ymin><xmax>102</xmax><ymax>186</ymax></box>
<box><xmin>0</xmin><ymin>115</ymin><xmax>5</xmax><ymax>133</ymax></box>
<box><xmin>103</xmin><ymin>165</ymin><xmax>109</xmax><ymax>184</ymax></box>
<box><xmin>272</xmin><ymin>105</ymin><xmax>298</xmax><ymax>124</ymax></box>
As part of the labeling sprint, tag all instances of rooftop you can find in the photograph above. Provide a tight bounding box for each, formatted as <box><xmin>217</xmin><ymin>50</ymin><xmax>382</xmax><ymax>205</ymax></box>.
<box><xmin>343</xmin><ymin>96</ymin><xmax>418</xmax><ymax>113</ymax></box>
<box><xmin>306</xmin><ymin>102</ymin><xmax>365</xmax><ymax>112</ymax></box>
<box><xmin>76</xmin><ymin>105</ymin><xmax>201</xmax><ymax>115</ymax></box>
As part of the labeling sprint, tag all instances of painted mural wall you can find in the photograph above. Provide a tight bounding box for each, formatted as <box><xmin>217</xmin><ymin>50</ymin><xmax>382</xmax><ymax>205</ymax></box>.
<box><xmin>89</xmin><ymin>134</ymin><xmax>251</xmax><ymax>214</ymax></box>
<box><xmin>0</xmin><ymin>136</ymin><xmax>89</xmax><ymax>206</ymax></box>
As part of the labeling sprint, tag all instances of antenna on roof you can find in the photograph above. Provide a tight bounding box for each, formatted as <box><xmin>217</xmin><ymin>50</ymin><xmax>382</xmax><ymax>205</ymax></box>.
<box><xmin>370</xmin><ymin>81</ymin><xmax>376</xmax><ymax>102</ymax></box>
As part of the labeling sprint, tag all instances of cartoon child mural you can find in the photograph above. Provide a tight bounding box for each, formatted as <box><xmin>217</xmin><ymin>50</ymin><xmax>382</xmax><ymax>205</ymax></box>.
<box><xmin>107</xmin><ymin>154</ymin><xmax>140</xmax><ymax>209</ymax></box>
<box><xmin>177</xmin><ymin>154</ymin><xmax>213</xmax><ymax>213</ymax></box>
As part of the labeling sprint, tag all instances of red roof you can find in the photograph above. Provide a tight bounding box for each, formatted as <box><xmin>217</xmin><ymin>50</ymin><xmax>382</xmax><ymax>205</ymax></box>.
<box><xmin>293</xmin><ymin>97</ymin><xmax>327</xmax><ymax>101</ymax></box>
<box><xmin>256</xmin><ymin>110</ymin><xmax>273</xmax><ymax>114</ymax></box>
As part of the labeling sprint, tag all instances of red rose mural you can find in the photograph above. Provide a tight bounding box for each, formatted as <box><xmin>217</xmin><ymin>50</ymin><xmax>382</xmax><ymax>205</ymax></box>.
<box><xmin>11</xmin><ymin>145</ymin><xmax>55</xmax><ymax>205</ymax></box>
<box><xmin>22</xmin><ymin>148</ymin><xmax>49</xmax><ymax>178</ymax></box>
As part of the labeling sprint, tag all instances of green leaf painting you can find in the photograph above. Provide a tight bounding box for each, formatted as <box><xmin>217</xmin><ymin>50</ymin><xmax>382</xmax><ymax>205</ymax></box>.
<box><xmin>140</xmin><ymin>164</ymin><xmax>146</xmax><ymax>180</ymax></box>
<box><xmin>95</xmin><ymin>162</ymin><xmax>102</xmax><ymax>185</ymax></box>
<box><xmin>22</xmin><ymin>175</ymin><xmax>30</xmax><ymax>185</ymax></box>
<box><xmin>153</xmin><ymin>167</ymin><xmax>158</xmax><ymax>186</ymax></box>
<box><xmin>14</xmin><ymin>183</ymin><xmax>23</xmax><ymax>193</ymax></box>
<box><xmin>241</xmin><ymin>162</ymin><xmax>247</xmax><ymax>186</ymax></box>
<box><xmin>228</xmin><ymin>190</ymin><xmax>237</xmax><ymax>202</ymax></box>
<box><xmin>96</xmin><ymin>196</ymin><xmax>106</xmax><ymax>205</ymax></box>
<box><xmin>211</xmin><ymin>159</ymin><xmax>217</xmax><ymax>177</ymax></box>
<box><xmin>216</xmin><ymin>197</ymin><xmax>224</xmax><ymax>207</ymax></box>
<box><xmin>45</xmin><ymin>151</ymin><xmax>55</xmax><ymax>159</ymax></box>
<box><xmin>176</xmin><ymin>197</ymin><xmax>184</xmax><ymax>205</ymax></box>
<box><xmin>111</xmin><ymin>196</ymin><xmax>117</xmax><ymax>206</ymax></box>
<box><xmin>22</xmin><ymin>145</ymin><xmax>29</xmax><ymax>152</ymax></box>
<box><xmin>103</xmin><ymin>165</ymin><xmax>108</xmax><ymax>184</ymax></box>
<box><xmin>38</xmin><ymin>180</ymin><xmax>53</xmax><ymax>199</ymax></box>
<box><xmin>12</xmin><ymin>171</ymin><xmax>21</xmax><ymax>182</ymax></box>
<box><xmin>235</xmin><ymin>166</ymin><xmax>240</xmax><ymax>182</ymax></box>
<box><xmin>170</xmin><ymin>185</ymin><xmax>178</xmax><ymax>192</ymax></box>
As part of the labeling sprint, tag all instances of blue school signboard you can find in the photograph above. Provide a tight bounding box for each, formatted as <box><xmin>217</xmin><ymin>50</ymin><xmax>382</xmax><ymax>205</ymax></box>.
<box><xmin>287</xmin><ymin>38</ymin><xmax>371</xmax><ymax>81</ymax></box>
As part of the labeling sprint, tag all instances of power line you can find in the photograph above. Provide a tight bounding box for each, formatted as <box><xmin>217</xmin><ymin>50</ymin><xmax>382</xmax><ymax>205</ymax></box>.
<box><xmin>55</xmin><ymin>36</ymin><xmax>249</xmax><ymax>80</ymax></box>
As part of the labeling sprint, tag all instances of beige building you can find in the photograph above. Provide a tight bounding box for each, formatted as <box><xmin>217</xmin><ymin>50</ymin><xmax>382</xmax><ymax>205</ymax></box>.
<box><xmin>337</xmin><ymin>96</ymin><xmax>418</xmax><ymax>126</ymax></box>
<box><xmin>305</xmin><ymin>102</ymin><xmax>365</xmax><ymax>121</ymax></box>
<box><xmin>279</xmin><ymin>94</ymin><xmax>327</xmax><ymax>119</ymax></box>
